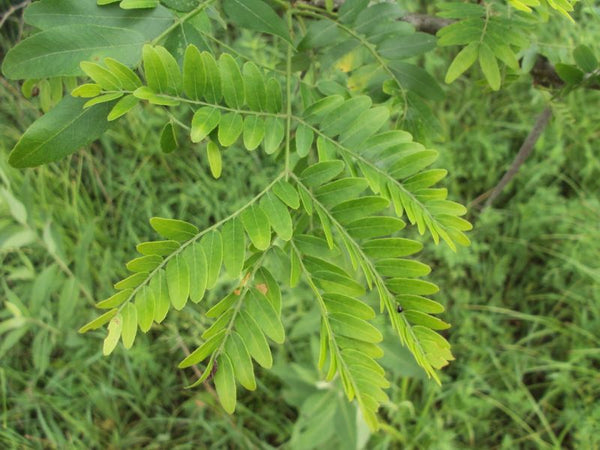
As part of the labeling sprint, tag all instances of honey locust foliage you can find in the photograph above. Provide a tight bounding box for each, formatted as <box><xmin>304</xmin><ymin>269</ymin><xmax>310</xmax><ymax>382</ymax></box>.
<box><xmin>2</xmin><ymin>0</ymin><xmax>580</xmax><ymax>431</ymax></box>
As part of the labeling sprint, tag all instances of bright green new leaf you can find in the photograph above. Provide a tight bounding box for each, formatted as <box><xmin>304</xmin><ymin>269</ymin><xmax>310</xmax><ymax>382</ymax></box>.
<box><xmin>262</xmin><ymin>117</ymin><xmax>285</xmax><ymax>154</ymax></box>
<box><xmin>183</xmin><ymin>45</ymin><xmax>206</xmax><ymax>100</ymax></box>
<box><xmin>207</xmin><ymin>141</ymin><xmax>222</xmax><ymax>178</ymax></box>
<box><xmin>478</xmin><ymin>43</ymin><xmax>501</xmax><ymax>90</ymax></box>
<box><xmin>79</xmin><ymin>309</ymin><xmax>117</xmax><ymax>333</ymax></box>
<box><xmin>107</xmin><ymin>95</ymin><xmax>139</xmax><ymax>121</ymax></box>
<box><xmin>96</xmin><ymin>289</ymin><xmax>132</xmax><ymax>309</ymax></box>
<box><xmin>166</xmin><ymin>254</ymin><xmax>190</xmax><ymax>310</ymax></box>
<box><xmin>103</xmin><ymin>314</ymin><xmax>123</xmax><ymax>356</ymax></box>
<box><xmin>243</xmin><ymin>116</ymin><xmax>265</xmax><ymax>151</ymax></box>
<box><xmin>137</xmin><ymin>240</ymin><xmax>179</xmax><ymax>256</ymax></box>
<box><xmin>191</xmin><ymin>107</ymin><xmax>221</xmax><ymax>143</ymax></box>
<box><xmin>150</xmin><ymin>217</ymin><xmax>198</xmax><ymax>242</ymax></box>
<box><xmin>72</xmin><ymin>84</ymin><xmax>102</xmax><ymax>98</ymax></box>
<box><xmin>80</xmin><ymin>62</ymin><xmax>121</xmax><ymax>90</ymax></box>
<box><xmin>104</xmin><ymin>57</ymin><xmax>142</xmax><ymax>90</ymax></box>
<box><xmin>219</xmin><ymin>53</ymin><xmax>245</xmax><ymax>108</ymax></box>
<box><xmin>114</xmin><ymin>272</ymin><xmax>148</xmax><ymax>290</ymax></box>
<box><xmin>120</xmin><ymin>0</ymin><xmax>158</xmax><ymax>9</ymax></box>
<box><xmin>121</xmin><ymin>302</ymin><xmax>138</xmax><ymax>349</ymax></box>
<box><xmin>135</xmin><ymin>286</ymin><xmax>155</xmax><ymax>332</ymax></box>
<box><xmin>126</xmin><ymin>255</ymin><xmax>162</xmax><ymax>272</ymax></box>
<box><xmin>241</xmin><ymin>205</ymin><xmax>271</xmax><ymax>250</ymax></box>
<box><xmin>218</xmin><ymin>113</ymin><xmax>243</xmax><ymax>147</ymax></box>
<box><xmin>83</xmin><ymin>92</ymin><xmax>123</xmax><ymax>109</ymax></box>
<box><xmin>445</xmin><ymin>42</ymin><xmax>479</xmax><ymax>83</ymax></box>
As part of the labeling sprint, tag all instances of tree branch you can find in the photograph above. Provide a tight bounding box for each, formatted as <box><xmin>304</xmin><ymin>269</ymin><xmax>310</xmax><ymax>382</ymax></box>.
<box><xmin>471</xmin><ymin>107</ymin><xmax>553</xmax><ymax>210</ymax></box>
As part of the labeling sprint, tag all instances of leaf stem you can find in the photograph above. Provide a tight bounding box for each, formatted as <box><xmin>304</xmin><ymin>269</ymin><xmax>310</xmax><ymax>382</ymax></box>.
<box><xmin>151</xmin><ymin>0</ymin><xmax>216</xmax><ymax>45</ymax></box>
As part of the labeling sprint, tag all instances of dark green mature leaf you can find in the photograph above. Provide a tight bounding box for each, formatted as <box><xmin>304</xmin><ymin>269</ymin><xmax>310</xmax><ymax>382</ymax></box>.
<box><xmin>222</xmin><ymin>218</ymin><xmax>246</xmax><ymax>278</ymax></box>
<box><xmin>389</xmin><ymin>61</ymin><xmax>444</xmax><ymax>101</ymax></box>
<box><xmin>8</xmin><ymin>96</ymin><xmax>112</xmax><ymax>168</ymax></box>
<box><xmin>378</xmin><ymin>33</ymin><xmax>436</xmax><ymax>60</ymax></box>
<box><xmin>24</xmin><ymin>0</ymin><xmax>173</xmax><ymax>40</ymax></box>
<box><xmin>223</xmin><ymin>0</ymin><xmax>291</xmax><ymax>43</ymax></box>
<box><xmin>2</xmin><ymin>25</ymin><xmax>145</xmax><ymax>80</ymax></box>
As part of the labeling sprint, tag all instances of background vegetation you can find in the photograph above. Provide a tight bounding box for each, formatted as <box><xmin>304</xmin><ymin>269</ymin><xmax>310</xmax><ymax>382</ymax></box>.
<box><xmin>1</xmin><ymin>0</ymin><xmax>599</xmax><ymax>448</ymax></box>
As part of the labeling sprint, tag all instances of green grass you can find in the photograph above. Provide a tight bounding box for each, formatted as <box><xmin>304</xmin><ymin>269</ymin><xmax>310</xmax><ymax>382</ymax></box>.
<box><xmin>2</xmin><ymin>3</ymin><xmax>600</xmax><ymax>449</ymax></box>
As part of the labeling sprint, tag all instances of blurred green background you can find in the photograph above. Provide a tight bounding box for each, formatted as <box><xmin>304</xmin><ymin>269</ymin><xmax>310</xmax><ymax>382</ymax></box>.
<box><xmin>1</xmin><ymin>1</ymin><xmax>599</xmax><ymax>448</ymax></box>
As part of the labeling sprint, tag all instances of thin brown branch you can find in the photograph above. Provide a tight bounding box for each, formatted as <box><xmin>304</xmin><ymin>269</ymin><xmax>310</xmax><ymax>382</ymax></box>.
<box><xmin>0</xmin><ymin>0</ymin><xmax>30</xmax><ymax>30</ymax></box>
<box><xmin>478</xmin><ymin>106</ymin><xmax>553</xmax><ymax>210</ymax></box>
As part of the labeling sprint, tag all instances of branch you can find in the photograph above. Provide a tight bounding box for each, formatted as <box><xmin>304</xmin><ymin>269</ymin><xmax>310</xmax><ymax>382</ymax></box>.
<box><xmin>473</xmin><ymin>106</ymin><xmax>553</xmax><ymax>210</ymax></box>
<box><xmin>0</xmin><ymin>0</ymin><xmax>30</xmax><ymax>30</ymax></box>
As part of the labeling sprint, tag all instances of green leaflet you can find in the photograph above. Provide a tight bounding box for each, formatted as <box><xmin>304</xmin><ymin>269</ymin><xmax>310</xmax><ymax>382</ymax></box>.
<box><xmin>160</xmin><ymin>122</ymin><xmax>178</xmax><ymax>153</ymax></box>
<box><xmin>207</xmin><ymin>141</ymin><xmax>222</xmax><ymax>179</ymax></box>
<box><xmin>103</xmin><ymin>314</ymin><xmax>123</xmax><ymax>355</ymax></box>
<box><xmin>191</xmin><ymin>107</ymin><xmax>221</xmax><ymax>143</ymax></box>
<box><xmin>150</xmin><ymin>270</ymin><xmax>170</xmax><ymax>323</ymax></box>
<box><xmin>135</xmin><ymin>286</ymin><xmax>155</xmax><ymax>332</ymax></box>
<box><xmin>243</xmin><ymin>62</ymin><xmax>267</xmax><ymax>111</ymax></box>
<box><xmin>225</xmin><ymin>332</ymin><xmax>256</xmax><ymax>390</ymax></box>
<box><xmin>243</xmin><ymin>116</ymin><xmax>265</xmax><ymax>151</ymax></box>
<box><xmin>183</xmin><ymin>243</ymin><xmax>208</xmax><ymax>303</ymax></box>
<box><xmin>107</xmin><ymin>95</ymin><xmax>140</xmax><ymax>121</ymax></box>
<box><xmin>79</xmin><ymin>309</ymin><xmax>118</xmax><ymax>333</ymax></box>
<box><xmin>150</xmin><ymin>217</ymin><xmax>198</xmax><ymax>242</ymax></box>
<box><xmin>235</xmin><ymin>310</ymin><xmax>273</xmax><ymax>368</ymax></box>
<box><xmin>143</xmin><ymin>45</ymin><xmax>182</xmax><ymax>95</ymax></box>
<box><xmin>295</xmin><ymin>123</ymin><xmax>314</xmax><ymax>157</ymax></box>
<box><xmin>201</xmin><ymin>52</ymin><xmax>222</xmax><ymax>104</ymax></box>
<box><xmin>126</xmin><ymin>255</ymin><xmax>162</xmax><ymax>272</ymax></box>
<box><xmin>8</xmin><ymin>96</ymin><xmax>112</xmax><ymax>168</ymax></box>
<box><xmin>223</xmin><ymin>0</ymin><xmax>291</xmax><ymax>43</ymax></box>
<box><xmin>183</xmin><ymin>44</ymin><xmax>206</xmax><ymax>100</ymax></box>
<box><xmin>121</xmin><ymin>302</ymin><xmax>138</xmax><ymax>349</ymax></box>
<box><xmin>329</xmin><ymin>313</ymin><xmax>382</xmax><ymax>344</ymax></box>
<box><xmin>201</xmin><ymin>230</ymin><xmax>223</xmax><ymax>289</ymax></box>
<box><xmin>214</xmin><ymin>353</ymin><xmax>237</xmax><ymax>414</ymax></box>
<box><xmin>259</xmin><ymin>193</ymin><xmax>293</xmax><ymax>241</ymax></box>
<box><xmin>478</xmin><ymin>42</ymin><xmax>501</xmax><ymax>91</ymax></box>
<box><xmin>80</xmin><ymin>62</ymin><xmax>121</xmax><ymax>90</ymax></box>
<box><xmin>166</xmin><ymin>254</ymin><xmax>190</xmax><ymax>310</ymax></box>
<box><xmin>2</xmin><ymin>25</ymin><xmax>145</xmax><ymax>80</ymax></box>
<box><xmin>179</xmin><ymin>329</ymin><xmax>226</xmax><ymax>368</ymax></box>
<box><xmin>300</xmin><ymin>161</ymin><xmax>345</xmax><ymax>188</ymax></box>
<box><xmin>137</xmin><ymin>240</ymin><xmax>179</xmax><ymax>256</ymax></box>
<box><xmin>96</xmin><ymin>289</ymin><xmax>132</xmax><ymax>309</ymax></box>
<box><xmin>218</xmin><ymin>113</ymin><xmax>243</xmax><ymax>147</ymax></box>
<box><xmin>241</xmin><ymin>205</ymin><xmax>271</xmax><ymax>251</ymax></box>
<box><xmin>221</xmin><ymin>218</ymin><xmax>246</xmax><ymax>278</ymax></box>
<box><xmin>445</xmin><ymin>42</ymin><xmax>479</xmax><ymax>84</ymax></box>
<box><xmin>272</xmin><ymin>180</ymin><xmax>300</xmax><ymax>209</ymax></box>
<box><xmin>262</xmin><ymin>117</ymin><xmax>285</xmax><ymax>154</ymax></box>
<box><xmin>219</xmin><ymin>53</ymin><xmax>245</xmax><ymax>109</ymax></box>
<box><xmin>246</xmin><ymin>288</ymin><xmax>285</xmax><ymax>344</ymax></box>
